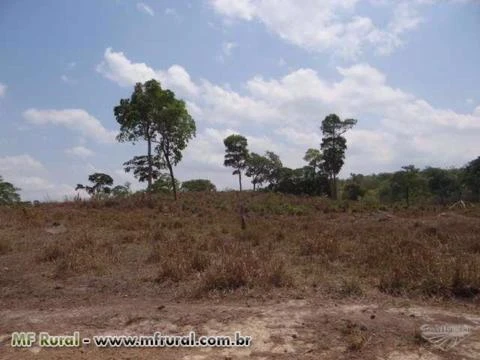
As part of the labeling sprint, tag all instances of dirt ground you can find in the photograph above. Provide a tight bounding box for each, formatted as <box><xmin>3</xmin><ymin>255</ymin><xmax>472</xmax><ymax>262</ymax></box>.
<box><xmin>1</xmin><ymin>293</ymin><xmax>480</xmax><ymax>359</ymax></box>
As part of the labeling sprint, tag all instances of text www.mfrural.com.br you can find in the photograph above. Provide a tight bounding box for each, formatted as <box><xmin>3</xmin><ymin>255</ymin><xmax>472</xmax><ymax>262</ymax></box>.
<box><xmin>10</xmin><ymin>331</ymin><xmax>252</xmax><ymax>348</ymax></box>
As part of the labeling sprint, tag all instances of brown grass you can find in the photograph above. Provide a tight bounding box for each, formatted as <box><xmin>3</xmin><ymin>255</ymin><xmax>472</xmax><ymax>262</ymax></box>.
<box><xmin>1</xmin><ymin>192</ymin><xmax>479</xmax><ymax>301</ymax></box>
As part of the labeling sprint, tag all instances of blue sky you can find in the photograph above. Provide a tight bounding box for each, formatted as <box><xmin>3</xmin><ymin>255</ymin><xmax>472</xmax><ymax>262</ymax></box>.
<box><xmin>0</xmin><ymin>0</ymin><xmax>479</xmax><ymax>200</ymax></box>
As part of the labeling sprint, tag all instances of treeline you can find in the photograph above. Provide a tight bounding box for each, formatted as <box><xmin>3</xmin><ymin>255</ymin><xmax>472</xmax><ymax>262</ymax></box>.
<box><xmin>1</xmin><ymin>78</ymin><xmax>479</xmax><ymax>206</ymax></box>
<box><xmin>339</xmin><ymin>161</ymin><xmax>480</xmax><ymax>205</ymax></box>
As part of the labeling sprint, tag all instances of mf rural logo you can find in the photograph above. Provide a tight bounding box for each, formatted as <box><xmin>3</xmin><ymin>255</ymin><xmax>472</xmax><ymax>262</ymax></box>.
<box><xmin>420</xmin><ymin>324</ymin><xmax>476</xmax><ymax>350</ymax></box>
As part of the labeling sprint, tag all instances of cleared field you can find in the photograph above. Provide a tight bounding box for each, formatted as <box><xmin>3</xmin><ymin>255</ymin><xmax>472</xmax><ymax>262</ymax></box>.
<box><xmin>1</xmin><ymin>192</ymin><xmax>479</xmax><ymax>359</ymax></box>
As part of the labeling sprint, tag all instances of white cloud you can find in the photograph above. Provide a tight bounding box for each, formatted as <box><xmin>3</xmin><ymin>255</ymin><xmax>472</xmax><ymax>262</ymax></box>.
<box><xmin>137</xmin><ymin>2</ymin><xmax>154</xmax><ymax>16</ymax></box>
<box><xmin>96</xmin><ymin>48</ymin><xmax>199</xmax><ymax>98</ymax></box>
<box><xmin>0</xmin><ymin>154</ymin><xmax>44</xmax><ymax>173</ymax></box>
<box><xmin>208</xmin><ymin>0</ymin><xmax>456</xmax><ymax>59</ymax></box>
<box><xmin>97</xmin><ymin>48</ymin><xmax>480</xmax><ymax>179</ymax></box>
<box><xmin>0</xmin><ymin>82</ymin><xmax>6</xmax><ymax>97</ymax></box>
<box><xmin>0</xmin><ymin>155</ymin><xmax>60</xmax><ymax>200</ymax></box>
<box><xmin>65</xmin><ymin>146</ymin><xmax>95</xmax><ymax>158</ymax></box>
<box><xmin>23</xmin><ymin>108</ymin><xmax>116</xmax><ymax>143</ymax></box>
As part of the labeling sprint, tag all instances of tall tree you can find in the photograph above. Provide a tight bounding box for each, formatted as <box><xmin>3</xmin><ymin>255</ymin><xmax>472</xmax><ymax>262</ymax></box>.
<box><xmin>114</xmin><ymin>80</ymin><xmax>159</xmax><ymax>191</ymax></box>
<box><xmin>223</xmin><ymin>134</ymin><xmax>249</xmax><ymax>191</ymax></box>
<box><xmin>0</xmin><ymin>176</ymin><xmax>20</xmax><ymax>205</ymax></box>
<box><xmin>114</xmin><ymin>79</ymin><xmax>195</xmax><ymax>200</ymax></box>
<box><xmin>320</xmin><ymin>114</ymin><xmax>357</xmax><ymax>199</ymax></box>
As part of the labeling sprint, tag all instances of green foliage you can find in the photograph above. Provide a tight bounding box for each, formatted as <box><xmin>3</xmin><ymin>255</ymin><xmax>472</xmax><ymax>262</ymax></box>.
<box><xmin>320</xmin><ymin>114</ymin><xmax>357</xmax><ymax>199</ymax></box>
<box><xmin>149</xmin><ymin>174</ymin><xmax>180</xmax><ymax>194</ymax></box>
<box><xmin>268</xmin><ymin>166</ymin><xmax>329</xmax><ymax>196</ymax></box>
<box><xmin>181</xmin><ymin>179</ymin><xmax>216</xmax><ymax>192</ymax></box>
<box><xmin>223</xmin><ymin>134</ymin><xmax>249</xmax><ymax>191</ymax></box>
<box><xmin>463</xmin><ymin>156</ymin><xmax>480</xmax><ymax>201</ymax></box>
<box><xmin>423</xmin><ymin>167</ymin><xmax>461</xmax><ymax>204</ymax></box>
<box><xmin>115</xmin><ymin>80</ymin><xmax>163</xmax><ymax>189</ymax></box>
<box><xmin>114</xmin><ymin>79</ymin><xmax>196</xmax><ymax>200</ymax></box>
<box><xmin>389</xmin><ymin>165</ymin><xmax>427</xmax><ymax>207</ymax></box>
<box><xmin>76</xmin><ymin>173</ymin><xmax>114</xmax><ymax>197</ymax></box>
<box><xmin>245</xmin><ymin>151</ymin><xmax>282</xmax><ymax>190</ymax></box>
<box><xmin>0</xmin><ymin>176</ymin><xmax>21</xmax><ymax>205</ymax></box>
<box><xmin>343</xmin><ymin>182</ymin><xmax>366</xmax><ymax>201</ymax></box>
<box><xmin>111</xmin><ymin>182</ymin><xmax>132</xmax><ymax>198</ymax></box>
<box><xmin>303</xmin><ymin>148</ymin><xmax>323</xmax><ymax>173</ymax></box>
<box><xmin>123</xmin><ymin>155</ymin><xmax>165</xmax><ymax>183</ymax></box>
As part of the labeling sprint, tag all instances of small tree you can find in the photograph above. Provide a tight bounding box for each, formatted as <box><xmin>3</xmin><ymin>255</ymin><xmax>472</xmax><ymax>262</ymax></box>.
<box><xmin>76</xmin><ymin>173</ymin><xmax>113</xmax><ymax>198</ymax></box>
<box><xmin>223</xmin><ymin>134</ymin><xmax>249</xmax><ymax>191</ymax></box>
<box><xmin>390</xmin><ymin>165</ymin><xmax>426</xmax><ymax>207</ymax></box>
<box><xmin>320</xmin><ymin>114</ymin><xmax>357</xmax><ymax>199</ymax></box>
<box><xmin>111</xmin><ymin>182</ymin><xmax>132</xmax><ymax>198</ymax></box>
<box><xmin>0</xmin><ymin>176</ymin><xmax>21</xmax><ymax>205</ymax></box>
<box><xmin>149</xmin><ymin>173</ymin><xmax>180</xmax><ymax>194</ymax></box>
<box><xmin>303</xmin><ymin>148</ymin><xmax>323</xmax><ymax>174</ymax></box>
<box><xmin>181</xmin><ymin>179</ymin><xmax>216</xmax><ymax>192</ymax></box>
<box><xmin>245</xmin><ymin>151</ymin><xmax>282</xmax><ymax>191</ymax></box>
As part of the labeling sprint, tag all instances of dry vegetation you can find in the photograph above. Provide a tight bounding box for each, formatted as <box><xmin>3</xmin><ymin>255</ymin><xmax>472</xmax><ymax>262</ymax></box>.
<box><xmin>1</xmin><ymin>191</ymin><xmax>479</xmax><ymax>303</ymax></box>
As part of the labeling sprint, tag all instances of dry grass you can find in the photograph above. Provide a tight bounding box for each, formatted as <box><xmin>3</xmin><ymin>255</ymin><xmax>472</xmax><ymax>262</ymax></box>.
<box><xmin>1</xmin><ymin>192</ymin><xmax>479</xmax><ymax>301</ymax></box>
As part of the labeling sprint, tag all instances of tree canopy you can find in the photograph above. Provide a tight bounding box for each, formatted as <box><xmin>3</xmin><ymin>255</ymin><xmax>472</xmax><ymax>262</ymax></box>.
<box><xmin>0</xmin><ymin>176</ymin><xmax>21</xmax><ymax>205</ymax></box>
<box><xmin>181</xmin><ymin>179</ymin><xmax>217</xmax><ymax>192</ymax></box>
<box><xmin>76</xmin><ymin>173</ymin><xmax>114</xmax><ymax>197</ymax></box>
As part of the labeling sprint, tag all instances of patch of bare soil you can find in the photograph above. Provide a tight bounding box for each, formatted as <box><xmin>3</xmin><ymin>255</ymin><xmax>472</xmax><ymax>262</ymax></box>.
<box><xmin>1</xmin><ymin>296</ymin><xmax>479</xmax><ymax>359</ymax></box>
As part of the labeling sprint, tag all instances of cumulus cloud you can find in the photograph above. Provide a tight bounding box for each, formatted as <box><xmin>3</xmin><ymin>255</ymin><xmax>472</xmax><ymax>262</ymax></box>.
<box><xmin>137</xmin><ymin>2</ymin><xmax>154</xmax><ymax>16</ymax></box>
<box><xmin>0</xmin><ymin>154</ymin><xmax>62</xmax><ymax>200</ymax></box>
<box><xmin>96</xmin><ymin>48</ymin><xmax>199</xmax><ymax>97</ymax></box>
<box><xmin>208</xmin><ymin>0</ymin><xmax>460</xmax><ymax>59</ymax></box>
<box><xmin>23</xmin><ymin>108</ymin><xmax>116</xmax><ymax>143</ymax></box>
<box><xmin>65</xmin><ymin>146</ymin><xmax>95</xmax><ymax>158</ymax></box>
<box><xmin>0</xmin><ymin>154</ymin><xmax>45</xmax><ymax>173</ymax></box>
<box><xmin>97</xmin><ymin>48</ymin><xmax>480</xmax><ymax>180</ymax></box>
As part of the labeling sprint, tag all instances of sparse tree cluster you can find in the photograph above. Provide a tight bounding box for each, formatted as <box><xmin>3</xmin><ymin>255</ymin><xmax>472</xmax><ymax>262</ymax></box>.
<box><xmin>222</xmin><ymin>114</ymin><xmax>356</xmax><ymax>198</ymax></box>
<box><xmin>63</xmin><ymin>78</ymin><xmax>480</xmax><ymax>206</ymax></box>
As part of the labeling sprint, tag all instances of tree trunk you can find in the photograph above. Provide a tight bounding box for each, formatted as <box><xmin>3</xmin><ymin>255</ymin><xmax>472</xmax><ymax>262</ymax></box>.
<box><xmin>329</xmin><ymin>174</ymin><xmax>337</xmax><ymax>200</ymax></box>
<box><xmin>165</xmin><ymin>154</ymin><xmax>177</xmax><ymax>201</ymax></box>
<box><xmin>253</xmin><ymin>182</ymin><xmax>256</xmax><ymax>191</ymax></box>
<box><xmin>238</xmin><ymin>171</ymin><xmax>242</xmax><ymax>192</ymax></box>
<box><xmin>147</xmin><ymin>135</ymin><xmax>153</xmax><ymax>192</ymax></box>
